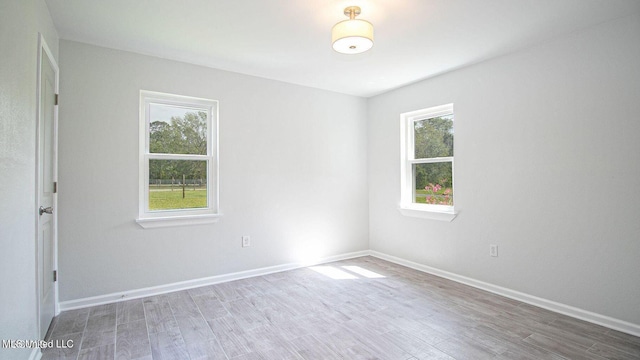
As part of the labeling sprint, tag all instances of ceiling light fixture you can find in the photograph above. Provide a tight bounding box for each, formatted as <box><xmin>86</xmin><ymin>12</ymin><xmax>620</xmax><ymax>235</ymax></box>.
<box><xmin>331</xmin><ymin>6</ymin><xmax>374</xmax><ymax>55</ymax></box>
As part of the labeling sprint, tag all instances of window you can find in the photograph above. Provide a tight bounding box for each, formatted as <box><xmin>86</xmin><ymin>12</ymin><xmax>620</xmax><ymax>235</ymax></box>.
<box><xmin>137</xmin><ymin>90</ymin><xmax>220</xmax><ymax>228</ymax></box>
<box><xmin>399</xmin><ymin>104</ymin><xmax>457</xmax><ymax>221</ymax></box>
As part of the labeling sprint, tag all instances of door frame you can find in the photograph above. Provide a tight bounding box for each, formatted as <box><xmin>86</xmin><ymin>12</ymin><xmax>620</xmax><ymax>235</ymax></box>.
<box><xmin>36</xmin><ymin>32</ymin><xmax>59</xmax><ymax>338</ymax></box>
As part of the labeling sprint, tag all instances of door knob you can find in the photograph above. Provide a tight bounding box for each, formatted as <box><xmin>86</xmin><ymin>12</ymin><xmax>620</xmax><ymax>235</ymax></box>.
<box><xmin>39</xmin><ymin>206</ymin><xmax>53</xmax><ymax>216</ymax></box>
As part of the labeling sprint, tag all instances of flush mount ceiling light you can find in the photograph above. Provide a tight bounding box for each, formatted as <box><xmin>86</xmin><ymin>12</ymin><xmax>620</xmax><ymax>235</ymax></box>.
<box><xmin>331</xmin><ymin>6</ymin><xmax>374</xmax><ymax>55</ymax></box>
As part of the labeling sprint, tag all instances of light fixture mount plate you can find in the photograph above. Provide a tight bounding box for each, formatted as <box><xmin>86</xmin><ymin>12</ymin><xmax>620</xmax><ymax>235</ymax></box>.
<box><xmin>344</xmin><ymin>6</ymin><xmax>361</xmax><ymax>18</ymax></box>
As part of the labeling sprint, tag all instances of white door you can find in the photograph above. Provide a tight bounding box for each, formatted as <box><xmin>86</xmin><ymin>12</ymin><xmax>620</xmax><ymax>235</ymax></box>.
<box><xmin>37</xmin><ymin>34</ymin><xmax>58</xmax><ymax>339</ymax></box>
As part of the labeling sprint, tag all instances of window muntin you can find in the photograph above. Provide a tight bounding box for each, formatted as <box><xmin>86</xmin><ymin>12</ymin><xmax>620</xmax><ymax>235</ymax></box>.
<box><xmin>401</xmin><ymin>104</ymin><xmax>454</xmax><ymax>213</ymax></box>
<box><xmin>139</xmin><ymin>91</ymin><xmax>218</xmax><ymax>222</ymax></box>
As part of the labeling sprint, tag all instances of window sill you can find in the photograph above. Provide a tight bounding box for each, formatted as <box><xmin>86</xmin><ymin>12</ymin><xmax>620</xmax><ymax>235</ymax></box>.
<box><xmin>398</xmin><ymin>205</ymin><xmax>458</xmax><ymax>222</ymax></box>
<box><xmin>136</xmin><ymin>213</ymin><xmax>222</xmax><ymax>229</ymax></box>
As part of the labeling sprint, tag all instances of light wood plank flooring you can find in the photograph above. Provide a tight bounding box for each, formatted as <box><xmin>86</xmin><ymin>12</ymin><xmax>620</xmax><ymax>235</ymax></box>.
<box><xmin>42</xmin><ymin>256</ymin><xmax>640</xmax><ymax>360</ymax></box>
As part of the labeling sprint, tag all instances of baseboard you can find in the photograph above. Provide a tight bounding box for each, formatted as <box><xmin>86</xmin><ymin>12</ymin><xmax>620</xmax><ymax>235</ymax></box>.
<box><xmin>29</xmin><ymin>348</ymin><xmax>42</xmax><ymax>360</ymax></box>
<box><xmin>370</xmin><ymin>250</ymin><xmax>640</xmax><ymax>337</ymax></box>
<box><xmin>58</xmin><ymin>250</ymin><xmax>370</xmax><ymax>311</ymax></box>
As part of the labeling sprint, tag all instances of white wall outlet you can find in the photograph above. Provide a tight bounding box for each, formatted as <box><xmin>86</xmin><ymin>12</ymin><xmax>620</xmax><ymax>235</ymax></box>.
<box><xmin>242</xmin><ymin>235</ymin><xmax>250</xmax><ymax>247</ymax></box>
<box><xmin>490</xmin><ymin>244</ymin><xmax>498</xmax><ymax>257</ymax></box>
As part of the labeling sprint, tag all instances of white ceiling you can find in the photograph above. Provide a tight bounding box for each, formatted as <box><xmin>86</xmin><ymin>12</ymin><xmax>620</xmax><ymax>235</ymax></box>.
<box><xmin>45</xmin><ymin>0</ymin><xmax>640</xmax><ymax>97</ymax></box>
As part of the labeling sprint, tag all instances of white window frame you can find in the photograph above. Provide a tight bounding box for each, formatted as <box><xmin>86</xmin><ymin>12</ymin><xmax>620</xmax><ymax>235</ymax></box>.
<box><xmin>399</xmin><ymin>103</ymin><xmax>457</xmax><ymax>222</ymax></box>
<box><xmin>136</xmin><ymin>90</ymin><xmax>221</xmax><ymax>228</ymax></box>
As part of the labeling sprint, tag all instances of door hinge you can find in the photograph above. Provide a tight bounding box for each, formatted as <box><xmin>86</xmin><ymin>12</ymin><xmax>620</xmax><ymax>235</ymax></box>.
<box><xmin>53</xmin><ymin>182</ymin><xmax>57</xmax><ymax>193</ymax></box>
<box><xmin>55</xmin><ymin>94</ymin><xmax>59</xmax><ymax>106</ymax></box>
<box><xmin>53</xmin><ymin>270</ymin><xmax>57</xmax><ymax>282</ymax></box>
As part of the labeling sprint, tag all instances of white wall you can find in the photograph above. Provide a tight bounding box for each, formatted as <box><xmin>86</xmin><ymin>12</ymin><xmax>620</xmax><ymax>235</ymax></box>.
<box><xmin>0</xmin><ymin>0</ymin><xmax>58</xmax><ymax>359</ymax></box>
<box><xmin>57</xmin><ymin>41</ymin><xmax>369</xmax><ymax>301</ymax></box>
<box><xmin>368</xmin><ymin>14</ymin><xmax>640</xmax><ymax>325</ymax></box>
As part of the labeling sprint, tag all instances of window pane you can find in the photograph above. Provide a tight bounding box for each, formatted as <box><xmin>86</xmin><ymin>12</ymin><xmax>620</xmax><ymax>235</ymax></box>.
<box><xmin>414</xmin><ymin>114</ymin><xmax>454</xmax><ymax>159</ymax></box>
<box><xmin>149</xmin><ymin>103</ymin><xmax>207</xmax><ymax>155</ymax></box>
<box><xmin>149</xmin><ymin>160</ymin><xmax>207</xmax><ymax>211</ymax></box>
<box><xmin>413</xmin><ymin>162</ymin><xmax>453</xmax><ymax>205</ymax></box>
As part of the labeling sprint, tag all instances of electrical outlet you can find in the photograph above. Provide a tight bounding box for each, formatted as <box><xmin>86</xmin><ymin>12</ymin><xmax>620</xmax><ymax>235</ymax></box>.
<box><xmin>490</xmin><ymin>244</ymin><xmax>498</xmax><ymax>257</ymax></box>
<box><xmin>242</xmin><ymin>235</ymin><xmax>250</xmax><ymax>248</ymax></box>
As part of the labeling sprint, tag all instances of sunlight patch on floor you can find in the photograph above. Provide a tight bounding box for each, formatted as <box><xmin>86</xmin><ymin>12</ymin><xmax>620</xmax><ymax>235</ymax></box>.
<box><xmin>342</xmin><ymin>265</ymin><xmax>385</xmax><ymax>278</ymax></box>
<box><xmin>310</xmin><ymin>266</ymin><xmax>358</xmax><ymax>279</ymax></box>
<box><xmin>310</xmin><ymin>265</ymin><xmax>386</xmax><ymax>280</ymax></box>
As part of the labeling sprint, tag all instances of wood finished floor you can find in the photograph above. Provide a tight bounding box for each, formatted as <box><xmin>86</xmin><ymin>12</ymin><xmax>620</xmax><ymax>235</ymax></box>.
<box><xmin>42</xmin><ymin>256</ymin><xmax>640</xmax><ymax>360</ymax></box>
